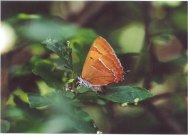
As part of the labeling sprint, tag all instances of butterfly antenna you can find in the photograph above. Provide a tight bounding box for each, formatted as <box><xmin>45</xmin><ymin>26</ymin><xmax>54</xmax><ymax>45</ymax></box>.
<box><xmin>123</xmin><ymin>69</ymin><xmax>131</xmax><ymax>75</ymax></box>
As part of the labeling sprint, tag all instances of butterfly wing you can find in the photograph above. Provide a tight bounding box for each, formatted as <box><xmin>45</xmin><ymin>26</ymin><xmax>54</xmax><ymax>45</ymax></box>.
<box><xmin>81</xmin><ymin>37</ymin><xmax>124</xmax><ymax>85</ymax></box>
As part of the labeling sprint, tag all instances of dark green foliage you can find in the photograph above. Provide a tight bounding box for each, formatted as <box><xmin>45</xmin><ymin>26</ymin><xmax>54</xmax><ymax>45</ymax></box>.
<box><xmin>42</xmin><ymin>39</ymin><xmax>73</xmax><ymax>70</ymax></box>
<box><xmin>1</xmin><ymin>120</ymin><xmax>10</xmax><ymax>133</ymax></box>
<box><xmin>76</xmin><ymin>87</ymin><xmax>91</xmax><ymax>93</ymax></box>
<box><xmin>28</xmin><ymin>93</ymin><xmax>97</xmax><ymax>133</ymax></box>
<box><xmin>18</xmin><ymin>18</ymin><xmax>79</xmax><ymax>41</ymax></box>
<box><xmin>101</xmin><ymin>86</ymin><xmax>152</xmax><ymax>104</ymax></box>
<box><xmin>2</xmin><ymin>1</ymin><xmax>187</xmax><ymax>134</ymax></box>
<box><xmin>28</xmin><ymin>94</ymin><xmax>51</xmax><ymax>108</ymax></box>
<box><xmin>32</xmin><ymin>57</ymin><xmax>64</xmax><ymax>89</ymax></box>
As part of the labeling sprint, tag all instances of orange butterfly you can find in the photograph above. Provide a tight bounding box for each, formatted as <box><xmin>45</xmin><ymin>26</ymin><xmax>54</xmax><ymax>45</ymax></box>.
<box><xmin>78</xmin><ymin>36</ymin><xmax>124</xmax><ymax>89</ymax></box>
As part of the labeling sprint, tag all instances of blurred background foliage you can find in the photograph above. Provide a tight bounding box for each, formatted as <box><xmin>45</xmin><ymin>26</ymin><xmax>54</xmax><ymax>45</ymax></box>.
<box><xmin>1</xmin><ymin>1</ymin><xmax>187</xmax><ymax>134</ymax></box>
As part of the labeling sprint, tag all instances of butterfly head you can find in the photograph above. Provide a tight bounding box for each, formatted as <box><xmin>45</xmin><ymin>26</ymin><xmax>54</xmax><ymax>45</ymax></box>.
<box><xmin>77</xmin><ymin>76</ymin><xmax>92</xmax><ymax>88</ymax></box>
<box><xmin>77</xmin><ymin>76</ymin><xmax>104</xmax><ymax>93</ymax></box>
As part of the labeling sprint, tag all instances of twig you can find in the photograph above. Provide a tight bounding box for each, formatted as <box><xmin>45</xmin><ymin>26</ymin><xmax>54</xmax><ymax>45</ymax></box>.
<box><xmin>142</xmin><ymin>91</ymin><xmax>187</xmax><ymax>103</ymax></box>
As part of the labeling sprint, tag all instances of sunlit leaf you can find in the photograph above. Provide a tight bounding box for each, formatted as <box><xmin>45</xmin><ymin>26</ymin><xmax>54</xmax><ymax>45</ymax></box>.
<box><xmin>152</xmin><ymin>34</ymin><xmax>173</xmax><ymax>45</ymax></box>
<box><xmin>29</xmin><ymin>43</ymin><xmax>46</xmax><ymax>55</ymax></box>
<box><xmin>172</xmin><ymin>11</ymin><xmax>187</xmax><ymax>31</ymax></box>
<box><xmin>152</xmin><ymin>1</ymin><xmax>181</xmax><ymax>8</ymax></box>
<box><xmin>66</xmin><ymin>79</ymin><xmax>75</xmax><ymax>84</ymax></box>
<box><xmin>37</xmin><ymin>81</ymin><xmax>55</xmax><ymax>96</ymax></box>
<box><xmin>6</xmin><ymin>95</ymin><xmax>16</xmax><ymax>106</ymax></box>
<box><xmin>118</xmin><ymin>23</ymin><xmax>145</xmax><ymax>53</ymax></box>
<box><xmin>14</xmin><ymin>89</ymin><xmax>29</xmax><ymax>103</ymax></box>
<box><xmin>17</xmin><ymin>13</ymin><xmax>40</xmax><ymax>20</ymax></box>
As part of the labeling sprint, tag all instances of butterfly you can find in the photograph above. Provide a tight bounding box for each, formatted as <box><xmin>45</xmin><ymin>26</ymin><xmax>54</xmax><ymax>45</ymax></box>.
<box><xmin>78</xmin><ymin>36</ymin><xmax>124</xmax><ymax>89</ymax></box>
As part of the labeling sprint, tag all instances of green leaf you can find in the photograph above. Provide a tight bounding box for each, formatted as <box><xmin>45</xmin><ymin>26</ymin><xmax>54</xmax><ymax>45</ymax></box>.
<box><xmin>118</xmin><ymin>23</ymin><xmax>145</xmax><ymax>53</ymax></box>
<box><xmin>18</xmin><ymin>18</ymin><xmax>78</xmax><ymax>41</ymax></box>
<box><xmin>76</xmin><ymin>92</ymin><xmax>98</xmax><ymax>103</ymax></box>
<box><xmin>172</xmin><ymin>11</ymin><xmax>187</xmax><ymax>31</ymax></box>
<box><xmin>18</xmin><ymin>17</ymin><xmax>99</xmax><ymax>72</ymax></box>
<box><xmin>1</xmin><ymin>120</ymin><xmax>10</xmax><ymax>133</ymax></box>
<box><xmin>73</xmin><ymin>110</ymin><xmax>97</xmax><ymax>133</ymax></box>
<box><xmin>76</xmin><ymin>87</ymin><xmax>91</xmax><ymax>93</ymax></box>
<box><xmin>152</xmin><ymin>34</ymin><xmax>173</xmax><ymax>44</ymax></box>
<box><xmin>101</xmin><ymin>86</ymin><xmax>152</xmax><ymax>104</ymax></box>
<box><xmin>28</xmin><ymin>93</ymin><xmax>97</xmax><ymax>133</ymax></box>
<box><xmin>9</xmin><ymin>64</ymin><xmax>33</xmax><ymax>77</ymax></box>
<box><xmin>37</xmin><ymin>81</ymin><xmax>55</xmax><ymax>96</ymax></box>
<box><xmin>28</xmin><ymin>91</ymin><xmax>76</xmax><ymax>108</ymax></box>
<box><xmin>28</xmin><ymin>94</ymin><xmax>51</xmax><ymax>108</ymax></box>
<box><xmin>70</xmin><ymin>28</ymin><xmax>98</xmax><ymax>47</ymax></box>
<box><xmin>61</xmin><ymin>90</ymin><xmax>75</xmax><ymax>99</ymax></box>
<box><xmin>17</xmin><ymin>13</ymin><xmax>40</xmax><ymax>20</ymax></box>
<box><xmin>42</xmin><ymin>39</ymin><xmax>73</xmax><ymax>70</ymax></box>
<box><xmin>3</xmin><ymin>107</ymin><xmax>25</xmax><ymax>120</ymax></box>
<box><xmin>153</xmin><ymin>1</ymin><xmax>181</xmax><ymax>8</ymax></box>
<box><xmin>32</xmin><ymin>58</ymin><xmax>64</xmax><ymax>89</ymax></box>
<box><xmin>17</xmin><ymin>18</ymin><xmax>99</xmax><ymax>71</ymax></box>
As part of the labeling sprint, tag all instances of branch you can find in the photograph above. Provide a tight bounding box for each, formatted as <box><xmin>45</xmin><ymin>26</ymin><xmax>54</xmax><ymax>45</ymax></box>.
<box><xmin>68</xmin><ymin>1</ymin><xmax>109</xmax><ymax>26</ymax></box>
